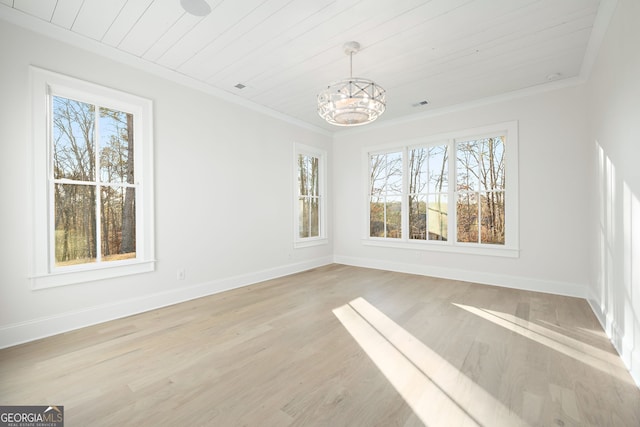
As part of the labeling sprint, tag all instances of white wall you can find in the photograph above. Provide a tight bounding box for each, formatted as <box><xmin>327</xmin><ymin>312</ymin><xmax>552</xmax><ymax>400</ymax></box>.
<box><xmin>0</xmin><ymin>21</ymin><xmax>332</xmax><ymax>348</ymax></box>
<box><xmin>586</xmin><ymin>0</ymin><xmax>640</xmax><ymax>385</ymax></box>
<box><xmin>333</xmin><ymin>86</ymin><xmax>591</xmax><ymax>297</ymax></box>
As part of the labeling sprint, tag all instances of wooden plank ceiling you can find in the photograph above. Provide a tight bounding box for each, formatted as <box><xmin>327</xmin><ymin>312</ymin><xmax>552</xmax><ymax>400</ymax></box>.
<box><xmin>2</xmin><ymin>0</ymin><xmax>603</xmax><ymax>131</ymax></box>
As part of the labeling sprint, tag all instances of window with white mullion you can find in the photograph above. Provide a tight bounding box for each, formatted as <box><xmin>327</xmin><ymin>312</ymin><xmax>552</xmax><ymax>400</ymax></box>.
<box><xmin>369</xmin><ymin>150</ymin><xmax>402</xmax><ymax>239</ymax></box>
<box><xmin>455</xmin><ymin>135</ymin><xmax>506</xmax><ymax>245</ymax></box>
<box><xmin>408</xmin><ymin>143</ymin><xmax>449</xmax><ymax>242</ymax></box>
<box><xmin>49</xmin><ymin>92</ymin><xmax>139</xmax><ymax>269</ymax></box>
<box><xmin>32</xmin><ymin>67</ymin><xmax>154</xmax><ymax>288</ymax></box>
<box><xmin>365</xmin><ymin>121</ymin><xmax>518</xmax><ymax>257</ymax></box>
<box><xmin>94</xmin><ymin>105</ymin><xmax>103</xmax><ymax>263</ymax></box>
<box><xmin>294</xmin><ymin>144</ymin><xmax>327</xmax><ymax>246</ymax></box>
<box><xmin>401</xmin><ymin>146</ymin><xmax>409</xmax><ymax>241</ymax></box>
<box><xmin>447</xmin><ymin>138</ymin><xmax>456</xmax><ymax>243</ymax></box>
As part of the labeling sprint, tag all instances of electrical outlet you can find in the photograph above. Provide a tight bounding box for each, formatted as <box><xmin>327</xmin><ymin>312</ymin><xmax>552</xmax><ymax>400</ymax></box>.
<box><xmin>177</xmin><ymin>268</ymin><xmax>185</xmax><ymax>280</ymax></box>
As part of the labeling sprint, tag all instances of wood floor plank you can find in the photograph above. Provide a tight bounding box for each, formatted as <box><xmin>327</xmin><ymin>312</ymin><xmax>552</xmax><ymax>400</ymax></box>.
<box><xmin>1</xmin><ymin>264</ymin><xmax>638</xmax><ymax>426</ymax></box>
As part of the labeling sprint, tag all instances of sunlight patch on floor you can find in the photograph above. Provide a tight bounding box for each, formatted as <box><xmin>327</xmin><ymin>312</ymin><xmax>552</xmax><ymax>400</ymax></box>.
<box><xmin>453</xmin><ymin>303</ymin><xmax>632</xmax><ymax>384</ymax></box>
<box><xmin>333</xmin><ymin>297</ymin><xmax>525</xmax><ymax>426</ymax></box>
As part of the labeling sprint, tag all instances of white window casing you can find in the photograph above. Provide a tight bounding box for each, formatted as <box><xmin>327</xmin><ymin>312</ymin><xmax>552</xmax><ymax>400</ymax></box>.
<box><xmin>29</xmin><ymin>66</ymin><xmax>155</xmax><ymax>289</ymax></box>
<box><xmin>363</xmin><ymin>121</ymin><xmax>519</xmax><ymax>258</ymax></box>
<box><xmin>294</xmin><ymin>143</ymin><xmax>328</xmax><ymax>248</ymax></box>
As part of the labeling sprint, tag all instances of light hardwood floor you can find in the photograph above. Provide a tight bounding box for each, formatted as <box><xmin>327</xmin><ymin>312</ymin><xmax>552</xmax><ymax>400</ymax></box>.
<box><xmin>1</xmin><ymin>264</ymin><xmax>639</xmax><ymax>426</ymax></box>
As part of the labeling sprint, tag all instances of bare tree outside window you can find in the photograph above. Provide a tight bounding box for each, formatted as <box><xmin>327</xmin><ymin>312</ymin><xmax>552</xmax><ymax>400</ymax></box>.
<box><xmin>456</xmin><ymin>136</ymin><xmax>505</xmax><ymax>244</ymax></box>
<box><xmin>298</xmin><ymin>154</ymin><xmax>320</xmax><ymax>238</ymax></box>
<box><xmin>52</xmin><ymin>96</ymin><xmax>136</xmax><ymax>266</ymax></box>
<box><xmin>365</xmin><ymin>124</ymin><xmax>515</xmax><ymax>254</ymax></box>
<box><xmin>370</xmin><ymin>151</ymin><xmax>402</xmax><ymax>238</ymax></box>
<box><xmin>408</xmin><ymin>145</ymin><xmax>448</xmax><ymax>241</ymax></box>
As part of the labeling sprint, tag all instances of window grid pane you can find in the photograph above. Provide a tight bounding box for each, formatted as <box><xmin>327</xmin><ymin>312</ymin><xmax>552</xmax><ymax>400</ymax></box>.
<box><xmin>428</xmin><ymin>194</ymin><xmax>448</xmax><ymax>241</ymax></box>
<box><xmin>99</xmin><ymin>107</ymin><xmax>134</xmax><ymax>184</ymax></box>
<box><xmin>54</xmin><ymin>183</ymin><xmax>97</xmax><ymax>266</ymax></box>
<box><xmin>101</xmin><ymin>186</ymin><xmax>136</xmax><ymax>260</ymax></box>
<box><xmin>299</xmin><ymin>197</ymin><xmax>309</xmax><ymax>238</ymax></box>
<box><xmin>456</xmin><ymin>192</ymin><xmax>478</xmax><ymax>243</ymax></box>
<box><xmin>52</xmin><ymin>96</ymin><xmax>95</xmax><ymax>181</ymax></box>
<box><xmin>480</xmin><ymin>191</ymin><xmax>505</xmax><ymax>244</ymax></box>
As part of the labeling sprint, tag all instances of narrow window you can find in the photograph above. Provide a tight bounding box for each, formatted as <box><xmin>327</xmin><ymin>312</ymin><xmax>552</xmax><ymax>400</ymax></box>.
<box><xmin>294</xmin><ymin>144</ymin><xmax>327</xmax><ymax>246</ymax></box>
<box><xmin>408</xmin><ymin>145</ymin><xmax>448</xmax><ymax>241</ymax></box>
<box><xmin>369</xmin><ymin>151</ymin><xmax>402</xmax><ymax>238</ymax></box>
<box><xmin>455</xmin><ymin>136</ymin><xmax>505</xmax><ymax>245</ymax></box>
<box><xmin>298</xmin><ymin>153</ymin><xmax>320</xmax><ymax>238</ymax></box>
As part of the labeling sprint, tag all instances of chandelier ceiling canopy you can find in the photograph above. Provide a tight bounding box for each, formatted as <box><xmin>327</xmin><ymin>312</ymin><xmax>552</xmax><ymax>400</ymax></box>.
<box><xmin>317</xmin><ymin>42</ymin><xmax>386</xmax><ymax>127</ymax></box>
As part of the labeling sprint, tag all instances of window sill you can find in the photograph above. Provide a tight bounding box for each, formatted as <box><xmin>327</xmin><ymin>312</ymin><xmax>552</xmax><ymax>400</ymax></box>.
<box><xmin>294</xmin><ymin>238</ymin><xmax>329</xmax><ymax>248</ymax></box>
<box><xmin>30</xmin><ymin>260</ymin><xmax>155</xmax><ymax>290</ymax></box>
<box><xmin>362</xmin><ymin>238</ymin><xmax>519</xmax><ymax>258</ymax></box>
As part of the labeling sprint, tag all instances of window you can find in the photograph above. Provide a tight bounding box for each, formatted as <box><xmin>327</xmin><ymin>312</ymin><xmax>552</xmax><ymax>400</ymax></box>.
<box><xmin>370</xmin><ymin>151</ymin><xmax>402</xmax><ymax>238</ymax></box>
<box><xmin>456</xmin><ymin>136</ymin><xmax>505</xmax><ymax>244</ymax></box>
<box><xmin>30</xmin><ymin>67</ymin><xmax>154</xmax><ymax>288</ymax></box>
<box><xmin>294</xmin><ymin>144</ymin><xmax>327</xmax><ymax>247</ymax></box>
<box><xmin>408</xmin><ymin>145</ymin><xmax>449</xmax><ymax>241</ymax></box>
<box><xmin>365</xmin><ymin>122</ymin><xmax>518</xmax><ymax>257</ymax></box>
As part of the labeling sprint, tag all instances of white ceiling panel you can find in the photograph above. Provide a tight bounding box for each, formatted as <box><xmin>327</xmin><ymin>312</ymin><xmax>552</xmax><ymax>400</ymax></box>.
<box><xmin>142</xmin><ymin>13</ymin><xmax>204</xmax><ymax>62</ymax></box>
<box><xmin>182</xmin><ymin>0</ymin><xmax>336</xmax><ymax>81</ymax></box>
<box><xmin>71</xmin><ymin>0</ymin><xmax>128</xmax><ymax>41</ymax></box>
<box><xmin>101</xmin><ymin>0</ymin><xmax>155</xmax><ymax>47</ymax></box>
<box><xmin>13</xmin><ymin>0</ymin><xmax>55</xmax><ymax>21</ymax></box>
<box><xmin>50</xmin><ymin>0</ymin><xmax>83</xmax><ymax>29</ymax></box>
<box><xmin>0</xmin><ymin>0</ymin><xmax>608</xmax><ymax>131</ymax></box>
<box><xmin>180</xmin><ymin>0</ymin><xmax>296</xmax><ymax>80</ymax></box>
<box><xmin>157</xmin><ymin>0</ymin><xmax>268</xmax><ymax>69</ymax></box>
<box><xmin>117</xmin><ymin>1</ymin><xmax>185</xmax><ymax>57</ymax></box>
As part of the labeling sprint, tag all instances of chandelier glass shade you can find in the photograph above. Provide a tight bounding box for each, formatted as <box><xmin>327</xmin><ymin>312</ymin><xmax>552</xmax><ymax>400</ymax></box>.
<box><xmin>317</xmin><ymin>42</ymin><xmax>386</xmax><ymax>126</ymax></box>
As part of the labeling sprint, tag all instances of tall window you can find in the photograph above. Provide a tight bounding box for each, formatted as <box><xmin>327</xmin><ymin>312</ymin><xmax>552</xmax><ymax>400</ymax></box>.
<box><xmin>370</xmin><ymin>151</ymin><xmax>402</xmax><ymax>238</ymax></box>
<box><xmin>294</xmin><ymin>144</ymin><xmax>327</xmax><ymax>246</ymax></box>
<box><xmin>408</xmin><ymin>145</ymin><xmax>448</xmax><ymax>241</ymax></box>
<box><xmin>366</xmin><ymin>122</ymin><xmax>518</xmax><ymax>257</ymax></box>
<box><xmin>52</xmin><ymin>96</ymin><xmax>137</xmax><ymax>266</ymax></box>
<box><xmin>30</xmin><ymin>67</ymin><xmax>154</xmax><ymax>288</ymax></box>
<box><xmin>298</xmin><ymin>154</ymin><xmax>319</xmax><ymax>238</ymax></box>
<box><xmin>456</xmin><ymin>136</ymin><xmax>505</xmax><ymax>244</ymax></box>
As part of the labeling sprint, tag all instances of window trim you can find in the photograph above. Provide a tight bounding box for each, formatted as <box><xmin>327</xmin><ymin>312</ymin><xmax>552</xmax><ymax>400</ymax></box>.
<box><xmin>29</xmin><ymin>66</ymin><xmax>155</xmax><ymax>289</ymax></box>
<box><xmin>293</xmin><ymin>143</ymin><xmax>328</xmax><ymax>248</ymax></box>
<box><xmin>363</xmin><ymin>121</ymin><xmax>519</xmax><ymax>258</ymax></box>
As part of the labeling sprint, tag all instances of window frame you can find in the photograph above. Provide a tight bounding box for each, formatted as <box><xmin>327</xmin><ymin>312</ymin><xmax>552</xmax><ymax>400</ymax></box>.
<box><xmin>29</xmin><ymin>66</ymin><xmax>155</xmax><ymax>289</ymax></box>
<box><xmin>293</xmin><ymin>143</ymin><xmax>328</xmax><ymax>248</ymax></box>
<box><xmin>363</xmin><ymin>121</ymin><xmax>519</xmax><ymax>258</ymax></box>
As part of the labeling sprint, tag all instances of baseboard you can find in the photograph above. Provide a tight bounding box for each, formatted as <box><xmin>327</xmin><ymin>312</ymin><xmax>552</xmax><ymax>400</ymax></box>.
<box><xmin>587</xmin><ymin>292</ymin><xmax>640</xmax><ymax>388</ymax></box>
<box><xmin>333</xmin><ymin>255</ymin><xmax>587</xmax><ymax>298</ymax></box>
<box><xmin>0</xmin><ymin>257</ymin><xmax>333</xmax><ymax>349</ymax></box>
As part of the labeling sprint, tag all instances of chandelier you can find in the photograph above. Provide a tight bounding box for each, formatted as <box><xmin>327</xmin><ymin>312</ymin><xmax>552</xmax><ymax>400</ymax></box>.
<box><xmin>317</xmin><ymin>42</ymin><xmax>386</xmax><ymax>127</ymax></box>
